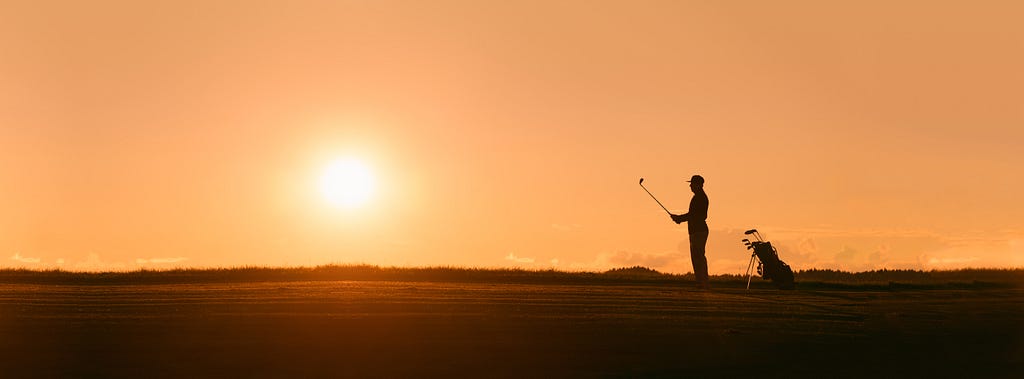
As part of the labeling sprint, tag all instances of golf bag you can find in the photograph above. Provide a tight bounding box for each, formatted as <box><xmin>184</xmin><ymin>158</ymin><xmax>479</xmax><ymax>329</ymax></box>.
<box><xmin>742</xmin><ymin>229</ymin><xmax>795</xmax><ymax>290</ymax></box>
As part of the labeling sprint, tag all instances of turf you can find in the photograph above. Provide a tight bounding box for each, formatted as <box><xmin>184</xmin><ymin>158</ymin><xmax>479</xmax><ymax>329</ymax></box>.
<box><xmin>1</xmin><ymin>268</ymin><xmax>1021</xmax><ymax>378</ymax></box>
<box><xmin>1</xmin><ymin>265</ymin><xmax>1021</xmax><ymax>288</ymax></box>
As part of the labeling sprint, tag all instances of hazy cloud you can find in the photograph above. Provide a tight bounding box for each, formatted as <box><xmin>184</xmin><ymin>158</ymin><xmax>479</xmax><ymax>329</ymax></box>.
<box><xmin>1011</xmin><ymin>238</ymin><xmax>1024</xmax><ymax>267</ymax></box>
<box><xmin>565</xmin><ymin>228</ymin><xmax>759</xmax><ymax>274</ymax></box>
<box><xmin>713</xmin><ymin>257</ymin><xmax>753</xmax><ymax>274</ymax></box>
<box><xmin>835</xmin><ymin>245</ymin><xmax>859</xmax><ymax>263</ymax></box>
<box><xmin>136</xmin><ymin>257</ymin><xmax>188</xmax><ymax>265</ymax></box>
<box><xmin>916</xmin><ymin>245</ymin><xmax>1005</xmax><ymax>270</ymax></box>
<box><xmin>10</xmin><ymin>253</ymin><xmax>40</xmax><ymax>264</ymax></box>
<box><xmin>606</xmin><ymin>250</ymin><xmax>682</xmax><ymax>268</ymax></box>
<box><xmin>768</xmin><ymin>227</ymin><xmax>944</xmax><ymax>240</ymax></box>
<box><xmin>595</xmin><ymin>227</ymin><xmax>1024</xmax><ymax>274</ymax></box>
<box><xmin>568</xmin><ymin>250</ymin><xmax>691</xmax><ymax>273</ymax></box>
<box><xmin>797</xmin><ymin>238</ymin><xmax>818</xmax><ymax>256</ymax></box>
<box><xmin>504</xmin><ymin>252</ymin><xmax>534</xmax><ymax>264</ymax></box>
<box><xmin>741</xmin><ymin>226</ymin><xmax>1024</xmax><ymax>271</ymax></box>
<box><xmin>572</xmin><ymin>224</ymin><xmax>1024</xmax><ymax>274</ymax></box>
<box><xmin>923</xmin><ymin>256</ymin><xmax>979</xmax><ymax>266</ymax></box>
<box><xmin>72</xmin><ymin>253</ymin><xmax>127</xmax><ymax>272</ymax></box>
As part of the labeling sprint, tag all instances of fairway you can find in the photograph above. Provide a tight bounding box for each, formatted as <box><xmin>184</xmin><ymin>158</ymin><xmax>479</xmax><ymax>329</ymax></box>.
<box><xmin>1</xmin><ymin>281</ymin><xmax>1021</xmax><ymax>378</ymax></box>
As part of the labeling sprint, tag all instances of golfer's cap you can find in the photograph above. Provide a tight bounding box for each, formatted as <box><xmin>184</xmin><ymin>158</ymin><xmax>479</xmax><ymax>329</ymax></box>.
<box><xmin>687</xmin><ymin>175</ymin><xmax>704</xmax><ymax>185</ymax></box>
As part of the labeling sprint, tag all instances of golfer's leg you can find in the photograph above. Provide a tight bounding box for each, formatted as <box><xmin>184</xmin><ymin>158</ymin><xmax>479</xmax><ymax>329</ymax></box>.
<box><xmin>690</xmin><ymin>232</ymin><xmax>709</xmax><ymax>286</ymax></box>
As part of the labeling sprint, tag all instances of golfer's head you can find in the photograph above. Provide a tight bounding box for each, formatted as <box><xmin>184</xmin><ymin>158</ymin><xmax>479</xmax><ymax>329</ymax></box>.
<box><xmin>687</xmin><ymin>175</ymin><xmax>704</xmax><ymax>191</ymax></box>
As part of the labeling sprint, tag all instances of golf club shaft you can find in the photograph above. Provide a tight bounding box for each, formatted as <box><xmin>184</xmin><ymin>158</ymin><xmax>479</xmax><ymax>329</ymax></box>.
<box><xmin>640</xmin><ymin>184</ymin><xmax>672</xmax><ymax>215</ymax></box>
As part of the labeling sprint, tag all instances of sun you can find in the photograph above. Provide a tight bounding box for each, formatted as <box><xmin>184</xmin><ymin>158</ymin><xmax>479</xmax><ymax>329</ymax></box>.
<box><xmin>320</xmin><ymin>158</ymin><xmax>375</xmax><ymax>208</ymax></box>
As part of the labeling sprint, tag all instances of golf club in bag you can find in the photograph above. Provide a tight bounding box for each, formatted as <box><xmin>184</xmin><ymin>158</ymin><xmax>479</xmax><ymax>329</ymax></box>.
<box><xmin>742</xmin><ymin>229</ymin><xmax>795</xmax><ymax>290</ymax></box>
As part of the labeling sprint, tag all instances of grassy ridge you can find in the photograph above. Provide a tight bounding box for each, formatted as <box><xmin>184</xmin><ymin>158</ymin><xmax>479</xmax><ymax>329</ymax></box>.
<box><xmin>0</xmin><ymin>265</ymin><xmax>1021</xmax><ymax>289</ymax></box>
<box><xmin>0</xmin><ymin>265</ymin><xmax>669</xmax><ymax>286</ymax></box>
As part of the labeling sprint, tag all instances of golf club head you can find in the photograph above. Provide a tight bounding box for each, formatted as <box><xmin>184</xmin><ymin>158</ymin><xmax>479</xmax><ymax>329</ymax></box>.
<box><xmin>744</xmin><ymin>229</ymin><xmax>758</xmax><ymax>235</ymax></box>
<box><xmin>639</xmin><ymin>178</ymin><xmax>644</xmax><ymax>185</ymax></box>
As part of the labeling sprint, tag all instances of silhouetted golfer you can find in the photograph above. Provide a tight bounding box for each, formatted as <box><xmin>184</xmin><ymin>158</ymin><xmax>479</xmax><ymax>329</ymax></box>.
<box><xmin>671</xmin><ymin>175</ymin><xmax>710</xmax><ymax>289</ymax></box>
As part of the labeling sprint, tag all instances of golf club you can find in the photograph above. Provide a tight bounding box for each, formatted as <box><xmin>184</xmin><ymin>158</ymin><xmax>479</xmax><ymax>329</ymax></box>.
<box><xmin>638</xmin><ymin>178</ymin><xmax>672</xmax><ymax>215</ymax></box>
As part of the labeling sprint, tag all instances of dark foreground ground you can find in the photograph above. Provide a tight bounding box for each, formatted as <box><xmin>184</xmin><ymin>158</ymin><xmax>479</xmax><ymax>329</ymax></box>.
<box><xmin>1</xmin><ymin>281</ymin><xmax>1021</xmax><ymax>378</ymax></box>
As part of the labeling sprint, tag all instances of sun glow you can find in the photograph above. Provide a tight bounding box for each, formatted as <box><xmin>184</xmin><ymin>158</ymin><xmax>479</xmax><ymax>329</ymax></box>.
<box><xmin>320</xmin><ymin>158</ymin><xmax>374</xmax><ymax>208</ymax></box>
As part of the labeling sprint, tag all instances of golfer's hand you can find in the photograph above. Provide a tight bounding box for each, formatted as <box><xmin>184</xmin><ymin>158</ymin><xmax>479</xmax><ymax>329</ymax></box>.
<box><xmin>670</xmin><ymin>214</ymin><xmax>685</xmax><ymax>224</ymax></box>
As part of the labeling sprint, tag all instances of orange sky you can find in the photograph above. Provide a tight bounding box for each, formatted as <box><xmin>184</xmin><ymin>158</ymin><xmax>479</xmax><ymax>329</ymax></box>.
<box><xmin>2</xmin><ymin>1</ymin><xmax>1022</xmax><ymax>273</ymax></box>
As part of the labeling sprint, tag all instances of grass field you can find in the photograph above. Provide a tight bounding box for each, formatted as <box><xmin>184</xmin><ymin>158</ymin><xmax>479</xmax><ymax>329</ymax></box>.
<box><xmin>1</xmin><ymin>267</ymin><xmax>1021</xmax><ymax>378</ymax></box>
<box><xmin>2</xmin><ymin>265</ymin><xmax>1022</xmax><ymax>288</ymax></box>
